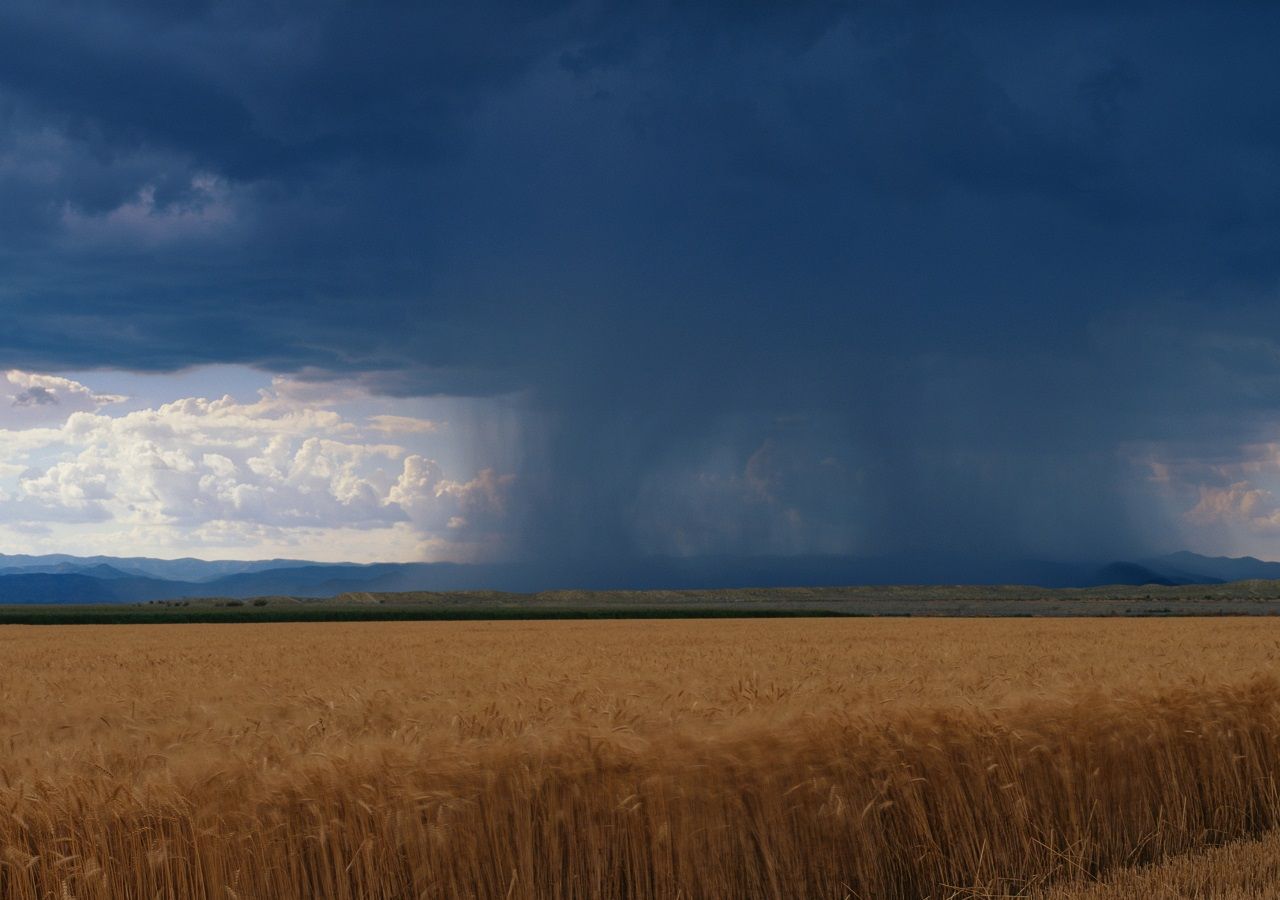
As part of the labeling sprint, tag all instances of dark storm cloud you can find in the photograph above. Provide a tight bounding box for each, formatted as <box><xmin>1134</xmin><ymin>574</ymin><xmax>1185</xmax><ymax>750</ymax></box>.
<box><xmin>3</xmin><ymin>1</ymin><xmax>1280</xmax><ymax>568</ymax></box>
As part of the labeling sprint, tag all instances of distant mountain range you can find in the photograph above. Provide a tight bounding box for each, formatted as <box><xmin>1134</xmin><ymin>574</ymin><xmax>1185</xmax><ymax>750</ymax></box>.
<box><xmin>0</xmin><ymin>550</ymin><xmax>1272</xmax><ymax>604</ymax></box>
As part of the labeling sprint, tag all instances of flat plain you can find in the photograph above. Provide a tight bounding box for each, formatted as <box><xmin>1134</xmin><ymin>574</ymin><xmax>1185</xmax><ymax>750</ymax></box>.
<box><xmin>3</xmin><ymin>618</ymin><xmax>1280</xmax><ymax>897</ymax></box>
<box><xmin>12</xmin><ymin>577</ymin><xmax>1280</xmax><ymax>623</ymax></box>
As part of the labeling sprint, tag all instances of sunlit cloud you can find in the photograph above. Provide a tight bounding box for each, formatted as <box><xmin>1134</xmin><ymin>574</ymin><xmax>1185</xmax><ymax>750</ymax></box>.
<box><xmin>1</xmin><ymin>370</ymin><xmax>125</xmax><ymax>427</ymax></box>
<box><xmin>0</xmin><ymin>369</ymin><xmax>514</xmax><ymax>562</ymax></box>
<box><xmin>366</xmin><ymin>414</ymin><xmax>442</xmax><ymax>435</ymax></box>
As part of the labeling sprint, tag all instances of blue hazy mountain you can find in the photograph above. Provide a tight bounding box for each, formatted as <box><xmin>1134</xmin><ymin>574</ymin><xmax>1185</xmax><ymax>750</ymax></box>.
<box><xmin>0</xmin><ymin>554</ymin><xmax>323</xmax><ymax>582</ymax></box>
<box><xmin>0</xmin><ymin>573</ymin><xmax>189</xmax><ymax>604</ymax></box>
<box><xmin>0</xmin><ymin>562</ymin><xmax>140</xmax><ymax>579</ymax></box>
<box><xmin>0</xmin><ymin>551</ymin><xmax>1261</xmax><ymax>603</ymax></box>
<box><xmin>1138</xmin><ymin>551</ymin><xmax>1280</xmax><ymax>584</ymax></box>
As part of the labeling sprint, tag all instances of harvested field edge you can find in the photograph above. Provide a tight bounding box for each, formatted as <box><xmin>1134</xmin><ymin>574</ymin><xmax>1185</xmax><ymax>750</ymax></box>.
<box><xmin>1037</xmin><ymin>828</ymin><xmax>1280</xmax><ymax>899</ymax></box>
<box><xmin>6</xmin><ymin>677</ymin><xmax>1280</xmax><ymax>898</ymax></box>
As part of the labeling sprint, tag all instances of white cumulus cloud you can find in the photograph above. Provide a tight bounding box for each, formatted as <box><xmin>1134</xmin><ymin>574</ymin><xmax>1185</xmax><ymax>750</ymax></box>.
<box><xmin>0</xmin><ymin>374</ymin><xmax>514</xmax><ymax>560</ymax></box>
<box><xmin>1</xmin><ymin>370</ymin><xmax>126</xmax><ymax>427</ymax></box>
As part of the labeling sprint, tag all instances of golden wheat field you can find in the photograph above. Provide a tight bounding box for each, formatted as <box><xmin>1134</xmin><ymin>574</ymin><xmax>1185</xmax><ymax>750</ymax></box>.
<box><xmin>2</xmin><ymin>618</ymin><xmax>1280</xmax><ymax>898</ymax></box>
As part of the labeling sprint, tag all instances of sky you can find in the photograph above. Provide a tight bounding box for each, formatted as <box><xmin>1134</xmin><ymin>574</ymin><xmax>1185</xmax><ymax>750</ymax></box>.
<box><xmin>1</xmin><ymin>2</ymin><xmax>1280</xmax><ymax>566</ymax></box>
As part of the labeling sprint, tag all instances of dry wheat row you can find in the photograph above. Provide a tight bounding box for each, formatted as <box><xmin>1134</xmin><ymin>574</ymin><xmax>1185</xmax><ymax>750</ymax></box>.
<box><xmin>0</xmin><ymin>619</ymin><xmax>1278</xmax><ymax>897</ymax></box>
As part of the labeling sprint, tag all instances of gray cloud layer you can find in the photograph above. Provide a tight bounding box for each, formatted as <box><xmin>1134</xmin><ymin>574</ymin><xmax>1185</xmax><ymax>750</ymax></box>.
<box><xmin>3</xmin><ymin>2</ymin><xmax>1280</xmax><ymax>566</ymax></box>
